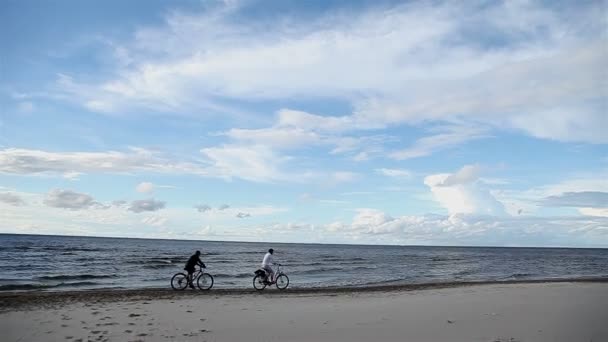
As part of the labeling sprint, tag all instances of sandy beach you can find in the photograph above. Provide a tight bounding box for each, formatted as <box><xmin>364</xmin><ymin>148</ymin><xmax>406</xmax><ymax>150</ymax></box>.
<box><xmin>1</xmin><ymin>280</ymin><xmax>607</xmax><ymax>342</ymax></box>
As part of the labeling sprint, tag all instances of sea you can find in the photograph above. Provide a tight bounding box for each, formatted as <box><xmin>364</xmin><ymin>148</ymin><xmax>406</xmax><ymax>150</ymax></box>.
<box><xmin>1</xmin><ymin>234</ymin><xmax>607</xmax><ymax>292</ymax></box>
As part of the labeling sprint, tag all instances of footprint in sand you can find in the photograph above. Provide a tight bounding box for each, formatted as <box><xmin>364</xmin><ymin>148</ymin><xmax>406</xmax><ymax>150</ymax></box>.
<box><xmin>137</xmin><ymin>333</ymin><xmax>148</xmax><ymax>337</ymax></box>
<box><xmin>65</xmin><ymin>336</ymin><xmax>73</xmax><ymax>340</ymax></box>
<box><xmin>128</xmin><ymin>313</ymin><xmax>141</xmax><ymax>318</ymax></box>
<box><xmin>125</xmin><ymin>330</ymin><xmax>133</xmax><ymax>333</ymax></box>
<box><xmin>61</xmin><ymin>324</ymin><xmax>69</xmax><ymax>328</ymax></box>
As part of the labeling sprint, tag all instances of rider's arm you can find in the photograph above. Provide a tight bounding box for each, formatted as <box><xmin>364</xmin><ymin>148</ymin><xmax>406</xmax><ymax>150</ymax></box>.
<box><xmin>197</xmin><ymin>257</ymin><xmax>206</xmax><ymax>268</ymax></box>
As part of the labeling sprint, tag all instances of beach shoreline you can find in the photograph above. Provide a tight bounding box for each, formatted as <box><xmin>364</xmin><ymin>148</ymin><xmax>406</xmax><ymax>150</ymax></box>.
<box><xmin>2</xmin><ymin>277</ymin><xmax>607</xmax><ymax>312</ymax></box>
<box><xmin>1</xmin><ymin>280</ymin><xmax>607</xmax><ymax>342</ymax></box>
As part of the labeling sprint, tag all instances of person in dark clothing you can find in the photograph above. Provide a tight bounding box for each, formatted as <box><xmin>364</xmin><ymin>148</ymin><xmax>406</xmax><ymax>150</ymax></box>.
<box><xmin>184</xmin><ymin>250</ymin><xmax>206</xmax><ymax>289</ymax></box>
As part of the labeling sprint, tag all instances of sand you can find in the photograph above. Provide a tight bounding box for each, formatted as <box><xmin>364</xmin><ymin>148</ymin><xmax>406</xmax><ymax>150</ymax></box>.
<box><xmin>1</xmin><ymin>281</ymin><xmax>607</xmax><ymax>342</ymax></box>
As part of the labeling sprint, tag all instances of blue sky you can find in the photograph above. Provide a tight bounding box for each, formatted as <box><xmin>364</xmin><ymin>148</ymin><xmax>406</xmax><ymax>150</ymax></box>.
<box><xmin>1</xmin><ymin>0</ymin><xmax>607</xmax><ymax>247</ymax></box>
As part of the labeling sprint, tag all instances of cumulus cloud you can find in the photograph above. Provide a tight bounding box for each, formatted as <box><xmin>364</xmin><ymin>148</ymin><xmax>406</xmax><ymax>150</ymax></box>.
<box><xmin>437</xmin><ymin>164</ymin><xmax>482</xmax><ymax>187</ymax></box>
<box><xmin>236</xmin><ymin>212</ymin><xmax>251</xmax><ymax>218</ymax></box>
<box><xmin>43</xmin><ymin>189</ymin><xmax>105</xmax><ymax>210</ymax></box>
<box><xmin>0</xmin><ymin>192</ymin><xmax>26</xmax><ymax>206</ymax></box>
<box><xmin>217</xmin><ymin>204</ymin><xmax>230</xmax><ymax>211</ymax></box>
<box><xmin>424</xmin><ymin>165</ymin><xmax>506</xmax><ymax>216</ymax></box>
<box><xmin>322</xmin><ymin>211</ymin><xmax>608</xmax><ymax>247</ymax></box>
<box><xmin>128</xmin><ymin>199</ymin><xmax>166</xmax><ymax>213</ymax></box>
<box><xmin>136</xmin><ymin>182</ymin><xmax>155</xmax><ymax>193</ymax></box>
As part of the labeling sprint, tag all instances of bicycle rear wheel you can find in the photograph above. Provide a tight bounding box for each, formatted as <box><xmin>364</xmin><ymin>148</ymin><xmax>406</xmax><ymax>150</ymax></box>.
<box><xmin>171</xmin><ymin>272</ymin><xmax>188</xmax><ymax>290</ymax></box>
<box><xmin>197</xmin><ymin>273</ymin><xmax>214</xmax><ymax>290</ymax></box>
<box><xmin>253</xmin><ymin>274</ymin><xmax>266</xmax><ymax>290</ymax></box>
<box><xmin>275</xmin><ymin>274</ymin><xmax>289</xmax><ymax>290</ymax></box>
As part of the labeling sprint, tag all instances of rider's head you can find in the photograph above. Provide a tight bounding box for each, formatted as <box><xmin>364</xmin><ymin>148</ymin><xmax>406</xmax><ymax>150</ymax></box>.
<box><xmin>195</xmin><ymin>250</ymin><xmax>201</xmax><ymax>256</ymax></box>
<box><xmin>268</xmin><ymin>248</ymin><xmax>274</xmax><ymax>254</ymax></box>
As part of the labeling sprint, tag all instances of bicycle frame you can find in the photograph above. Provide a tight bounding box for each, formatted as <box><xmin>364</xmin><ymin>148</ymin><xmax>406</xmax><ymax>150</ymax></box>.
<box><xmin>266</xmin><ymin>264</ymin><xmax>283</xmax><ymax>282</ymax></box>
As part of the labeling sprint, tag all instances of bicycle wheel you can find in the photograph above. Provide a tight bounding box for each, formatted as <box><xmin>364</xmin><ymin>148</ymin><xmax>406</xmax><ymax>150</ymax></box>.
<box><xmin>171</xmin><ymin>272</ymin><xmax>189</xmax><ymax>290</ymax></box>
<box><xmin>253</xmin><ymin>274</ymin><xmax>266</xmax><ymax>290</ymax></box>
<box><xmin>197</xmin><ymin>273</ymin><xmax>214</xmax><ymax>290</ymax></box>
<box><xmin>275</xmin><ymin>274</ymin><xmax>289</xmax><ymax>290</ymax></box>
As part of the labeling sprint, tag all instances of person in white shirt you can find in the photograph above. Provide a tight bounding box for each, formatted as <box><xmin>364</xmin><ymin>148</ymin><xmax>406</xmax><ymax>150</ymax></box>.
<box><xmin>261</xmin><ymin>248</ymin><xmax>275</xmax><ymax>284</ymax></box>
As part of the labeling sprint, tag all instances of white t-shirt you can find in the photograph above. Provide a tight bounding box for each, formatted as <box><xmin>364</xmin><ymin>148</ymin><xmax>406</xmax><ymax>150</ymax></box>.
<box><xmin>262</xmin><ymin>252</ymin><xmax>274</xmax><ymax>267</ymax></box>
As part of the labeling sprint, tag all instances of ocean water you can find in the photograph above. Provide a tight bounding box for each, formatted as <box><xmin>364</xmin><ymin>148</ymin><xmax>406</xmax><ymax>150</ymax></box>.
<box><xmin>1</xmin><ymin>234</ymin><xmax>607</xmax><ymax>291</ymax></box>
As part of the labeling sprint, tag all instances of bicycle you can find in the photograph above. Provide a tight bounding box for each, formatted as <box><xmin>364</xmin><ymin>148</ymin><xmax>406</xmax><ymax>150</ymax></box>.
<box><xmin>253</xmin><ymin>263</ymin><xmax>289</xmax><ymax>291</ymax></box>
<box><xmin>171</xmin><ymin>266</ymin><xmax>214</xmax><ymax>290</ymax></box>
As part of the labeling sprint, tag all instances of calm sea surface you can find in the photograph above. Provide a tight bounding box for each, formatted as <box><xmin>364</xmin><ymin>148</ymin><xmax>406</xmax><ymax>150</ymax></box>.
<box><xmin>1</xmin><ymin>234</ymin><xmax>607</xmax><ymax>291</ymax></box>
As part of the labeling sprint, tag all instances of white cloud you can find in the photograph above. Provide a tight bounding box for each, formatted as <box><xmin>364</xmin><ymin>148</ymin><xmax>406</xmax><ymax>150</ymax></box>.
<box><xmin>141</xmin><ymin>215</ymin><xmax>168</xmax><ymax>226</ymax></box>
<box><xmin>50</xmin><ymin>1</ymin><xmax>605</xmax><ymax>145</ymax></box>
<box><xmin>136</xmin><ymin>182</ymin><xmax>155</xmax><ymax>193</ymax></box>
<box><xmin>0</xmin><ymin>147</ymin><xmax>208</xmax><ymax>177</ymax></box>
<box><xmin>389</xmin><ymin>126</ymin><xmax>489</xmax><ymax>160</ymax></box>
<box><xmin>438</xmin><ymin>164</ymin><xmax>481</xmax><ymax>187</ymax></box>
<box><xmin>579</xmin><ymin>208</ymin><xmax>608</xmax><ymax>218</ymax></box>
<box><xmin>236</xmin><ymin>212</ymin><xmax>251</xmax><ymax>218</ymax></box>
<box><xmin>217</xmin><ymin>204</ymin><xmax>230</xmax><ymax>211</ymax></box>
<box><xmin>541</xmin><ymin>191</ymin><xmax>608</xmax><ymax>208</ymax></box>
<box><xmin>43</xmin><ymin>189</ymin><xmax>105</xmax><ymax>210</ymax></box>
<box><xmin>424</xmin><ymin>165</ymin><xmax>506</xmax><ymax>216</ymax></box>
<box><xmin>375</xmin><ymin>168</ymin><xmax>412</xmax><ymax>179</ymax></box>
<box><xmin>0</xmin><ymin>147</ymin><xmax>316</xmax><ymax>184</ymax></box>
<box><xmin>322</xmin><ymin>211</ymin><xmax>608</xmax><ymax>247</ymax></box>
<box><xmin>128</xmin><ymin>199</ymin><xmax>166</xmax><ymax>213</ymax></box>
<box><xmin>0</xmin><ymin>192</ymin><xmax>26</xmax><ymax>206</ymax></box>
<box><xmin>195</xmin><ymin>204</ymin><xmax>212</xmax><ymax>212</ymax></box>
<box><xmin>332</xmin><ymin>171</ymin><xmax>359</xmax><ymax>183</ymax></box>
<box><xmin>200</xmin><ymin>144</ymin><xmax>290</xmax><ymax>182</ymax></box>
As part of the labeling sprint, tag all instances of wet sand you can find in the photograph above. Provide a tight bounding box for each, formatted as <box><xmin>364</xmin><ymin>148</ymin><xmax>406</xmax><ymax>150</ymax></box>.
<box><xmin>1</xmin><ymin>280</ymin><xmax>607</xmax><ymax>341</ymax></box>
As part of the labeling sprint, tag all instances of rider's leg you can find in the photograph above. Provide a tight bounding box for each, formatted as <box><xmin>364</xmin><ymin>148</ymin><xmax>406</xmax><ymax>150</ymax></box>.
<box><xmin>263</xmin><ymin>266</ymin><xmax>274</xmax><ymax>283</ymax></box>
<box><xmin>187</xmin><ymin>269</ymin><xmax>195</xmax><ymax>288</ymax></box>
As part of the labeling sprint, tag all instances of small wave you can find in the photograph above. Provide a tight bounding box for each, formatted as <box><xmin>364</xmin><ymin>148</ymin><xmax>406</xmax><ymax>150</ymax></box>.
<box><xmin>37</xmin><ymin>274</ymin><xmax>116</xmax><ymax>281</ymax></box>
<box><xmin>431</xmin><ymin>257</ymin><xmax>465</xmax><ymax>262</ymax></box>
<box><xmin>508</xmin><ymin>273</ymin><xmax>533</xmax><ymax>279</ymax></box>
<box><xmin>142</xmin><ymin>264</ymin><xmax>176</xmax><ymax>269</ymax></box>
<box><xmin>212</xmin><ymin>273</ymin><xmax>251</xmax><ymax>279</ymax></box>
<box><xmin>0</xmin><ymin>281</ymin><xmax>102</xmax><ymax>291</ymax></box>
<box><xmin>292</xmin><ymin>267</ymin><xmax>344</xmax><ymax>275</ymax></box>
<box><xmin>0</xmin><ymin>283</ymin><xmax>54</xmax><ymax>291</ymax></box>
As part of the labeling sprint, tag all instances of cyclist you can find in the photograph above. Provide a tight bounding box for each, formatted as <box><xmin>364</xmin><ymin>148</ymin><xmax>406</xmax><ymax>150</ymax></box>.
<box><xmin>261</xmin><ymin>248</ymin><xmax>276</xmax><ymax>284</ymax></box>
<box><xmin>184</xmin><ymin>250</ymin><xmax>206</xmax><ymax>289</ymax></box>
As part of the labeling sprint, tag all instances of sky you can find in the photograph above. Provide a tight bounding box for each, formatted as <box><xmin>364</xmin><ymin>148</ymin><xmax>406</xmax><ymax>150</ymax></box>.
<box><xmin>0</xmin><ymin>0</ymin><xmax>607</xmax><ymax>247</ymax></box>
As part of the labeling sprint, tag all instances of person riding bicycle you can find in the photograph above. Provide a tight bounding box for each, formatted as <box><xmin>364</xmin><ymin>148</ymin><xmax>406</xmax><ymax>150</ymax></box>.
<box><xmin>184</xmin><ymin>250</ymin><xmax>206</xmax><ymax>289</ymax></box>
<box><xmin>261</xmin><ymin>248</ymin><xmax>276</xmax><ymax>284</ymax></box>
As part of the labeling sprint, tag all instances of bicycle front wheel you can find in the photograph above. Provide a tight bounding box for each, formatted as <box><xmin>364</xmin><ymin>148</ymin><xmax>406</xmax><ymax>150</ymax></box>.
<box><xmin>197</xmin><ymin>273</ymin><xmax>214</xmax><ymax>290</ymax></box>
<box><xmin>253</xmin><ymin>274</ymin><xmax>266</xmax><ymax>290</ymax></box>
<box><xmin>171</xmin><ymin>273</ymin><xmax>188</xmax><ymax>290</ymax></box>
<box><xmin>275</xmin><ymin>274</ymin><xmax>289</xmax><ymax>290</ymax></box>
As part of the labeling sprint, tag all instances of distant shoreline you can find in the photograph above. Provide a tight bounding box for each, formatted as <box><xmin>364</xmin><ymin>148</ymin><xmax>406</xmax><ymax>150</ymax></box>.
<box><xmin>2</xmin><ymin>277</ymin><xmax>607</xmax><ymax>312</ymax></box>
